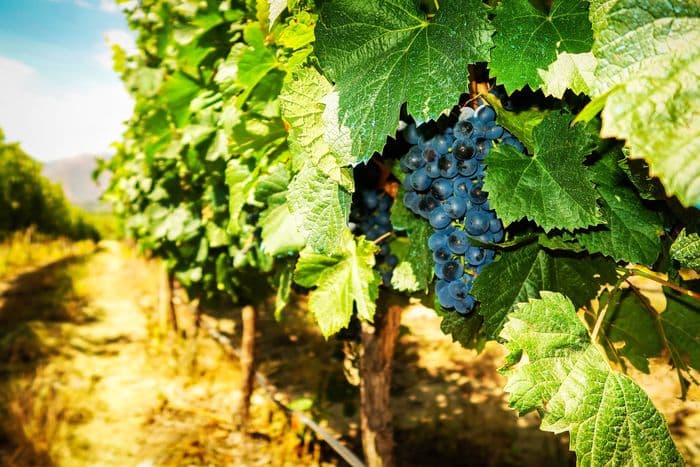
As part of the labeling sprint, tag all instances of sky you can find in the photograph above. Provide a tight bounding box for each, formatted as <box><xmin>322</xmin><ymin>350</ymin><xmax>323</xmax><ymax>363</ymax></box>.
<box><xmin>0</xmin><ymin>0</ymin><xmax>135</xmax><ymax>161</ymax></box>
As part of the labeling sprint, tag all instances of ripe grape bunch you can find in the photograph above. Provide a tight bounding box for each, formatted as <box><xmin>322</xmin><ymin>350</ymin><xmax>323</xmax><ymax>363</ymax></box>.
<box><xmin>400</xmin><ymin>104</ymin><xmax>523</xmax><ymax>315</ymax></box>
<box><xmin>350</xmin><ymin>188</ymin><xmax>398</xmax><ymax>286</ymax></box>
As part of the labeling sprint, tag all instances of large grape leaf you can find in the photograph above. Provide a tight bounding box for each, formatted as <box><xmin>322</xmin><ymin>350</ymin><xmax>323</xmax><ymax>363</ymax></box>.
<box><xmin>485</xmin><ymin>112</ymin><xmax>603</xmax><ymax>232</ymax></box>
<box><xmin>389</xmin><ymin>188</ymin><xmax>433</xmax><ymax>292</ymax></box>
<box><xmin>294</xmin><ymin>230</ymin><xmax>380</xmax><ymax>337</ymax></box>
<box><xmin>595</xmin><ymin>286</ymin><xmax>700</xmax><ymax>397</ymax></box>
<box><xmin>583</xmin><ymin>0</ymin><xmax>700</xmax><ymax>206</ymax></box>
<box><xmin>315</xmin><ymin>0</ymin><xmax>493</xmax><ymax>161</ymax></box>
<box><xmin>539</xmin><ymin>52</ymin><xmax>596</xmax><ymax>98</ymax></box>
<box><xmin>260</xmin><ymin>202</ymin><xmax>306</xmax><ymax>256</ymax></box>
<box><xmin>279</xmin><ymin>67</ymin><xmax>354</xmax><ymax>188</ymax></box>
<box><xmin>671</xmin><ymin>229</ymin><xmax>700</xmax><ymax>271</ymax></box>
<box><xmin>472</xmin><ymin>243</ymin><xmax>616</xmax><ymax>338</ymax></box>
<box><xmin>576</xmin><ymin>152</ymin><xmax>662</xmax><ymax>265</ymax></box>
<box><xmin>287</xmin><ymin>163</ymin><xmax>352</xmax><ymax>254</ymax></box>
<box><xmin>490</xmin><ymin>0</ymin><xmax>593</xmax><ymax>93</ymax></box>
<box><xmin>500</xmin><ymin>292</ymin><xmax>683</xmax><ymax>466</ymax></box>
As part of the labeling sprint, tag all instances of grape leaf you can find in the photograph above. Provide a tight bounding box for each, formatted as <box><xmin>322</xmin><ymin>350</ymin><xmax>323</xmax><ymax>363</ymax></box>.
<box><xmin>576</xmin><ymin>152</ymin><xmax>662</xmax><ymax>266</ymax></box>
<box><xmin>435</xmin><ymin>300</ymin><xmax>484</xmax><ymax>350</ymax></box>
<box><xmin>294</xmin><ymin>230</ymin><xmax>379</xmax><ymax>337</ymax></box>
<box><xmin>287</xmin><ymin>163</ymin><xmax>352</xmax><ymax>254</ymax></box>
<box><xmin>260</xmin><ymin>202</ymin><xmax>306</xmax><ymax>256</ymax></box>
<box><xmin>315</xmin><ymin>0</ymin><xmax>493</xmax><ymax>161</ymax></box>
<box><xmin>485</xmin><ymin>112</ymin><xmax>603</xmax><ymax>232</ymax></box>
<box><xmin>539</xmin><ymin>52</ymin><xmax>596</xmax><ymax>98</ymax></box>
<box><xmin>390</xmin><ymin>188</ymin><xmax>433</xmax><ymax>292</ymax></box>
<box><xmin>472</xmin><ymin>243</ymin><xmax>616</xmax><ymax>338</ymax></box>
<box><xmin>279</xmin><ymin>67</ymin><xmax>354</xmax><ymax>188</ymax></box>
<box><xmin>594</xmin><ymin>286</ymin><xmax>700</xmax><ymax>397</ymax></box>
<box><xmin>583</xmin><ymin>0</ymin><xmax>700</xmax><ymax>206</ymax></box>
<box><xmin>482</xmin><ymin>93</ymin><xmax>544</xmax><ymax>153</ymax></box>
<box><xmin>268</xmin><ymin>0</ymin><xmax>287</xmax><ymax>28</ymax></box>
<box><xmin>490</xmin><ymin>0</ymin><xmax>593</xmax><ymax>93</ymax></box>
<box><xmin>500</xmin><ymin>292</ymin><xmax>683</xmax><ymax>466</ymax></box>
<box><xmin>671</xmin><ymin>229</ymin><xmax>700</xmax><ymax>271</ymax></box>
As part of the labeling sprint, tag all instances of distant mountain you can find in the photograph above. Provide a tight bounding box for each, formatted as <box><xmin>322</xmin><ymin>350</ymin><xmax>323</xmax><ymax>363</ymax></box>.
<box><xmin>42</xmin><ymin>154</ymin><xmax>112</xmax><ymax>211</ymax></box>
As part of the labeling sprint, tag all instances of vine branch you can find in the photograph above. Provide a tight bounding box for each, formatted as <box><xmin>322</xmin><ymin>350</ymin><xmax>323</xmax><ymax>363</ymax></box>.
<box><xmin>623</xmin><ymin>267</ymin><xmax>700</xmax><ymax>301</ymax></box>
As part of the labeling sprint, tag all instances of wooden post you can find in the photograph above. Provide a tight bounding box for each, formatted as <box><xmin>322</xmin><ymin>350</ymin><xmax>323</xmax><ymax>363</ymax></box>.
<box><xmin>238</xmin><ymin>303</ymin><xmax>258</xmax><ymax>427</ymax></box>
<box><xmin>159</xmin><ymin>262</ymin><xmax>178</xmax><ymax>333</ymax></box>
<box><xmin>360</xmin><ymin>297</ymin><xmax>403</xmax><ymax>467</ymax></box>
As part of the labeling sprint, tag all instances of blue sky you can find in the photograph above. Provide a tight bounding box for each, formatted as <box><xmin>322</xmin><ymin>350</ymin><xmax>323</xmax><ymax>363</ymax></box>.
<box><xmin>0</xmin><ymin>0</ymin><xmax>134</xmax><ymax>161</ymax></box>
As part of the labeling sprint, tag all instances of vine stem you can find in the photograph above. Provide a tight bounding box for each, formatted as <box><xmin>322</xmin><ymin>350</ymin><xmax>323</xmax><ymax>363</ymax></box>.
<box><xmin>591</xmin><ymin>271</ymin><xmax>630</xmax><ymax>343</ymax></box>
<box><xmin>623</xmin><ymin>267</ymin><xmax>700</xmax><ymax>301</ymax></box>
<box><xmin>372</xmin><ymin>231</ymin><xmax>393</xmax><ymax>245</ymax></box>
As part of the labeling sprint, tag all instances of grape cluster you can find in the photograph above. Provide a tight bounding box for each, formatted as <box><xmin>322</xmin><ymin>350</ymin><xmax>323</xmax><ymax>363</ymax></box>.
<box><xmin>400</xmin><ymin>104</ymin><xmax>520</xmax><ymax>315</ymax></box>
<box><xmin>350</xmin><ymin>188</ymin><xmax>398</xmax><ymax>286</ymax></box>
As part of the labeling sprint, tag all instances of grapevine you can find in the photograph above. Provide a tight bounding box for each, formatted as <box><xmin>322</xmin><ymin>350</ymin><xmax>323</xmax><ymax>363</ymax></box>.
<box><xmin>100</xmin><ymin>0</ymin><xmax>700</xmax><ymax>465</ymax></box>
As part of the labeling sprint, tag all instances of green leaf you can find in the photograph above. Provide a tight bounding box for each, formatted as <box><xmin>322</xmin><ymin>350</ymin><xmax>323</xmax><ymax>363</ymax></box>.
<box><xmin>160</xmin><ymin>71</ymin><xmax>200</xmax><ymax>127</ymax></box>
<box><xmin>539</xmin><ymin>52</ymin><xmax>596</xmax><ymax>98</ymax></box>
<box><xmin>595</xmin><ymin>289</ymin><xmax>663</xmax><ymax>373</ymax></box>
<box><xmin>315</xmin><ymin>0</ymin><xmax>493</xmax><ymax>161</ymax></box>
<box><xmin>294</xmin><ymin>230</ymin><xmax>379</xmax><ymax>337</ymax></box>
<box><xmin>287</xmin><ymin>163</ymin><xmax>352</xmax><ymax>254</ymax></box>
<box><xmin>260</xmin><ymin>202</ymin><xmax>306</xmax><ymax>256</ymax></box>
<box><xmin>225</xmin><ymin>159</ymin><xmax>255</xmax><ymax>235</ymax></box>
<box><xmin>471</xmin><ymin>243</ymin><xmax>616</xmax><ymax>338</ymax></box>
<box><xmin>500</xmin><ymin>292</ymin><xmax>683</xmax><ymax>466</ymax></box>
<box><xmin>389</xmin><ymin>188</ymin><xmax>433</xmax><ymax>292</ymax></box>
<box><xmin>484</xmin><ymin>112</ymin><xmax>603</xmax><ymax>232</ymax></box>
<box><xmin>594</xmin><ymin>286</ymin><xmax>700</xmax><ymax>395</ymax></box>
<box><xmin>586</xmin><ymin>0</ymin><xmax>700</xmax><ymax>206</ymax></box>
<box><xmin>576</xmin><ymin>152</ymin><xmax>662</xmax><ymax>265</ymax></box>
<box><xmin>279</xmin><ymin>67</ymin><xmax>354</xmax><ymax>188</ymax></box>
<box><xmin>671</xmin><ymin>229</ymin><xmax>700</xmax><ymax>270</ymax></box>
<box><xmin>274</xmin><ymin>261</ymin><xmax>293</xmax><ymax>320</ymax></box>
<box><xmin>491</xmin><ymin>0</ymin><xmax>593</xmax><ymax>93</ymax></box>
<box><xmin>663</xmin><ymin>289</ymin><xmax>700</xmax><ymax>374</ymax></box>
<box><xmin>435</xmin><ymin>300</ymin><xmax>484</xmax><ymax>349</ymax></box>
<box><xmin>482</xmin><ymin>94</ymin><xmax>544</xmax><ymax>153</ymax></box>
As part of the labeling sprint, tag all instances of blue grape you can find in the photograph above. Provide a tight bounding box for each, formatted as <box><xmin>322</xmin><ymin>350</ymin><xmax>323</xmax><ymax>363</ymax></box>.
<box><xmin>465</xmin><ymin>208</ymin><xmax>490</xmax><ymax>235</ymax></box>
<box><xmin>453</xmin><ymin>177</ymin><xmax>473</xmax><ymax>198</ymax></box>
<box><xmin>457</xmin><ymin>158</ymin><xmax>479</xmax><ymax>177</ymax></box>
<box><xmin>431</xmin><ymin>178</ymin><xmax>453</xmax><ymax>200</ymax></box>
<box><xmin>410</xmin><ymin>169</ymin><xmax>432</xmax><ymax>191</ymax></box>
<box><xmin>475</xmin><ymin>105</ymin><xmax>496</xmax><ymax>123</ymax></box>
<box><xmin>485</xmin><ymin>121</ymin><xmax>504</xmax><ymax>140</ymax></box>
<box><xmin>432</xmin><ymin>134</ymin><xmax>452</xmax><ymax>154</ymax></box>
<box><xmin>438</xmin><ymin>260</ymin><xmax>463</xmax><ymax>281</ymax></box>
<box><xmin>403</xmin><ymin>123</ymin><xmax>420</xmax><ymax>145</ymax></box>
<box><xmin>423</xmin><ymin>147</ymin><xmax>438</xmax><ymax>162</ymax></box>
<box><xmin>429</xmin><ymin>206</ymin><xmax>452</xmax><ymax>229</ymax></box>
<box><xmin>469</xmin><ymin>184</ymin><xmax>488</xmax><ymax>205</ymax></box>
<box><xmin>447</xmin><ymin>230</ymin><xmax>469</xmax><ymax>254</ymax></box>
<box><xmin>425</xmin><ymin>160</ymin><xmax>441</xmax><ymax>179</ymax></box>
<box><xmin>452</xmin><ymin>138</ymin><xmax>476</xmax><ymax>160</ymax></box>
<box><xmin>429</xmin><ymin>231</ymin><xmax>448</xmax><ymax>250</ymax></box>
<box><xmin>448</xmin><ymin>280</ymin><xmax>470</xmax><ymax>300</ymax></box>
<box><xmin>443</xmin><ymin>196</ymin><xmax>467</xmax><ymax>219</ymax></box>
<box><xmin>466</xmin><ymin>246</ymin><xmax>487</xmax><ymax>266</ymax></box>
<box><xmin>438</xmin><ymin>154</ymin><xmax>458</xmax><ymax>178</ymax></box>
<box><xmin>433</xmin><ymin>246</ymin><xmax>452</xmax><ymax>263</ymax></box>
<box><xmin>403</xmin><ymin>191</ymin><xmax>420</xmax><ymax>211</ymax></box>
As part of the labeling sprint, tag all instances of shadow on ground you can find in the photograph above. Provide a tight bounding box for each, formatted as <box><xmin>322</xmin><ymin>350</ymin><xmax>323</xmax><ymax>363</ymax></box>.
<box><xmin>0</xmin><ymin>252</ymin><xmax>94</xmax><ymax>466</ymax></box>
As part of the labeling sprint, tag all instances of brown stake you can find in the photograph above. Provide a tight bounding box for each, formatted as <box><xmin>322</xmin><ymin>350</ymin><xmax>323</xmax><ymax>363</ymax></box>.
<box><xmin>159</xmin><ymin>262</ymin><xmax>178</xmax><ymax>333</ymax></box>
<box><xmin>360</xmin><ymin>296</ymin><xmax>403</xmax><ymax>467</ymax></box>
<box><xmin>238</xmin><ymin>303</ymin><xmax>258</xmax><ymax>427</ymax></box>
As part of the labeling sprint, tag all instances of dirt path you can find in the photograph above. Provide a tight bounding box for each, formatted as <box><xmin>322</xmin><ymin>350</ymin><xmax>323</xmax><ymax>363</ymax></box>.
<box><xmin>0</xmin><ymin>242</ymin><xmax>319</xmax><ymax>466</ymax></box>
<box><xmin>0</xmin><ymin>241</ymin><xmax>697</xmax><ymax>466</ymax></box>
